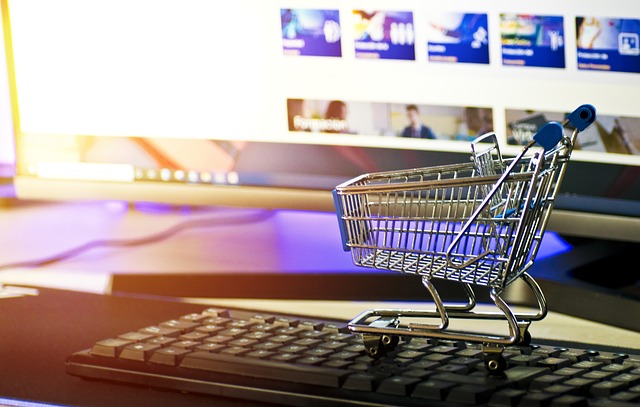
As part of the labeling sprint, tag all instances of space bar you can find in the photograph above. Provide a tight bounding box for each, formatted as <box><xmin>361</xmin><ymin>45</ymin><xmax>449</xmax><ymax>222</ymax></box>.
<box><xmin>180</xmin><ymin>351</ymin><xmax>350</xmax><ymax>388</ymax></box>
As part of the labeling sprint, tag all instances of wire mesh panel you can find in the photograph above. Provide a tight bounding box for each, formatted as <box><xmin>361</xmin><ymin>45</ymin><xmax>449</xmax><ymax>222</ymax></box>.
<box><xmin>335</xmin><ymin>135</ymin><xmax>567</xmax><ymax>289</ymax></box>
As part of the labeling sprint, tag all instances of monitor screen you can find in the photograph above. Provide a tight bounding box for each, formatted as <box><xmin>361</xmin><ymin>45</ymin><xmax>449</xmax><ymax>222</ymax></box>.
<box><xmin>1</xmin><ymin>0</ymin><xmax>639</xmax><ymax>243</ymax></box>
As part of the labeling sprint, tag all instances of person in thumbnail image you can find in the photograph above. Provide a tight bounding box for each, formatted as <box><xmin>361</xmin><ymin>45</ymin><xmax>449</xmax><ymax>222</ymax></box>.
<box><xmin>323</xmin><ymin>100</ymin><xmax>351</xmax><ymax>134</ymax></box>
<box><xmin>464</xmin><ymin>107</ymin><xmax>493</xmax><ymax>138</ymax></box>
<box><xmin>576</xmin><ymin>17</ymin><xmax>602</xmax><ymax>49</ymax></box>
<box><xmin>287</xmin><ymin>98</ymin><xmax>311</xmax><ymax>131</ymax></box>
<box><xmin>401</xmin><ymin>104</ymin><xmax>436</xmax><ymax>139</ymax></box>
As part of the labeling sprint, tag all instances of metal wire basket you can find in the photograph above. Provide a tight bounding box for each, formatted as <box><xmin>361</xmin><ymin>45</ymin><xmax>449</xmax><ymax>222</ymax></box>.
<box><xmin>333</xmin><ymin>104</ymin><xmax>597</xmax><ymax>374</ymax></box>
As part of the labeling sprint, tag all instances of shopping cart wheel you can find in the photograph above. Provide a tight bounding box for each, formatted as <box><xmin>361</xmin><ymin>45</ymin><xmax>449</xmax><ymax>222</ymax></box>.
<box><xmin>484</xmin><ymin>352</ymin><xmax>507</xmax><ymax>376</ymax></box>
<box><xmin>518</xmin><ymin>330</ymin><xmax>532</xmax><ymax>346</ymax></box>
<box><xmin>362</xmin><ymin>333</ymin><xmax>399</xmax><ymax>359</ymax></box>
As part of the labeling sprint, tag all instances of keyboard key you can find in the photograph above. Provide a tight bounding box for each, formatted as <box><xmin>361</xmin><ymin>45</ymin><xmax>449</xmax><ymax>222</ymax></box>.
<box><xmin>294</xmin><ymin>338</ymin><xmax>322</xmax><ymax>347</ymax></box>
<box><xmin>118</xmin><ymin>331</ymin><xmax>155</xmax><ymax>342</ymax></box>
<box><xmin>412</xmin><ymin>380</ymin><xmax>456</xmax><ymax>401</ymax></box>
<box><xmin>582</xmin><ymin>370</ymin><xmax>615</xmax><ymax>381</ymax></box>
<box><xmin>201</xmin><ymin>308</ymin><xmax>229</xmax><ymax>318</ymax></box>
<box><xmin>595</xmin><ymin>354</ymin><xmax>626</xmax><ymax>364</ymax></box>
<box><xmin>322</xmin><ymin>359</ymin><xmax>352</xmax><ymax>369</ymax></box>
<box><xmin>221</xmin><ymin>346</ymin><xmax>250</xmax><ymax>357</ymax></box>
<box><xmin>424</xmin><ymin>353</ymin><xmax>454</xmax><ymax>364</ymax></box>
<box><xmin>544</xmin><ymin>384</ymin><xmax>574</xmax><ymax>396</ymax></box>
<box><xmin>376</xmin><ymin>375</ymin><xmax>421</xmax><ymax>396</ymax></box>
<box><xmin>549</xmin><ymin>394</ymin><xmax>588</xmax><ymax>407</ymax></box>
<box><xmin>450</xmin><ymin>356</ymin><xmax>482</xmax><ymax>368</ymax></box>
<box><xmin>272</xmin><ymin>317</ymin><xmax>299</xmax><ymax>327</ymax></box>
<box><xmin>563</xmin><ymin>377</ymin><xmax>596</xmax><ymax>395</ymax></box>
<box><xmin>401</xmin><ymin>338</ymin><xmax>432</xmax><ymax>352</ymax></box>
<box><xmin>519</xmin><ymin>391</ymin><xmax>556</xmax><ymax>407</ymax></box>
<box><xmin>319</xmin><ymin>340</ymin><xmax>348</xmax><ymax>351</ymax></box>
<box><xmin>328</xmin><ymin>350</ymin><xmax>360</xmax><ymax>361</ymax></box>
<box><xmin>203</xmin><ymin>317</ymin><xmax>231</xmax><ymax>326</ymax></box>
<box><xmin>139</xmin><ymin>326</ymin><xmax>180</xmax><ymax>337</ymax></box>
<box><xmin>179</xmin><ymin>313</ymin><xmax>210</xmax><ymax>323</ymax></box>
<box><xmin>588</xmin><ymin>399</ymin><xmax>640</xmax><ymax>407</ymax></box>
<box><xmin>218</xmin><ymin>327</ymin><xmax>248</xmax><ymax>338</ymax></box>
<box><xmin>530</xmin><ymin>374</ymin><xmax>566</xmax><ymax>390</ymax></box>
<box><xmin>431</xmin><ymin>345</ymin><xmax>459</xmax><ymax>354</ymax></box>
<box><xmin>602</xmin><ymin>364</ymin><xmax>634</xmax><ymax>374</ymax></box>
<box><xmin>195</xmin><ymin>343</ymin><xmax>224</xmax><ymax>352</ymax></box>
<box><xmin>538</xmin><ymin>357</ymin><xmax>572</xmax><ymax>371</ymax></box>
<box><xmin>322</xmin><ymin>323</ymin><xmax>350</xmax><ymax>334</ymax></box>
<box><xmin>343</xmin><ymin>372</ymin><xmax>390</xmax><ymax>391</ymax></box>
<box><xmin>534</xmin><ymin>347</ymin><xmax>563</xmax><ymax>358</ymax></box>
<box><xmin>432</xmin><ymin>372</ymin><xmax>510</xmax><ymax>390</ymax></box>
<box><xmin>456</xmin><ymin>348</ymin><xmax>484</xmax><ymax>359</ymax></box>
<box><xmin>408</xmin><ymin>360</ymin><xmax>440</xmax><ymax>370</ymax></box>
<box><xmin>171</xmin><ymin>340</ymin><xmax>200</xmax><ymax>350</ymax></box>
<box><xmin>90</xmin><ymin>338</ymin><xmax>132</xmax><ymax>357</ymax></box>
<box><xmin>573</xmin><ymin>361</ymin><xmax>604</xmax><ymax>371</ymax></box>
<box><xmin>160</xmin><ymin>319</ymin><xmax>199</xmax><ymax>333</ymax></box>
<box><xmin>270</xmin><ymin>353</ymin><xmax>300</xmax><ymax>363</ymax></box>
<box><xmin>179</xmin><ymin>331</ymin><xmax>209</xmax><ymax>342</ymax></box>
<box><xmin>446</xmin><ymin>384</ymin><xmax>493</xmax><ymax>405</ymax></box>
<box><xmin>402</xmin><ymin>369</ymin><xmax>434</xmax><ymax>379</ymax></box>
<box><xmin>436</xmin><ymin>364</ymin><xmax>469</xmax><ymax>374</ymax></box>
<box><xmin>554</xmin><ymin>367</ymin><xmax>586</xmax><ymax>378</ymax></box>
<box><xmin>589</xmin><ymin>380</ymin><xmax>627</xmax><ymax>397</ymax></box>
<box><xmin>195</xmin><ymin>324</ymin><xmax>224</xmax><ymax>335</ymax></box>
<box><xmin>502</xmin><ymin>365</ymin><xmax>548</xmax><ymax>389</ymax></box>
<box><xmin>146</xmin><ymin>336</ymin><xmax>177</xmax><ymax>348</ymax></box>
<box><xmin>611</xmin><ymin>373</ymin><xmax>640</xmax><ymax>386</ymax></box>
<box><xmin>149</xmin><ymin>347</ymin><xmax>191</xmax><ymax>365</ymax></box>
<box><xmin>249</xmin><ymin>314</ymin><xmax>275</xmax><ymax>324</ymax></box>
<box><xmin>510</xmin><ymin>354</ymin><xmax>543</xmax><ymax>366</ymax></box>
<box><xmin>227</xmin><ymin>319</ymin><xmax>257</xmax><ymax>330</ymax></box>
<box><xmin>119</xmin><ymin>342</ymin><xmax>161</xmax><ymax>361</ymax></box>
<box><xmin>488</xmin><ymin>388</ymin><xmax>526</xmax><ymax>407</ymax></box>
<box><xmin>560</xmin><ymin>350</ymin><xmax>590</xmax><ymax>363</ymax></box>
<box><xmin>396</xmin><ymin>350</ymin><xmax>427</xmax><ymax>360</ymax></box>
<box><xmin>609</xmin><ymin>391</ymin><xmax>640</xmax><ymax>403</ymax></box>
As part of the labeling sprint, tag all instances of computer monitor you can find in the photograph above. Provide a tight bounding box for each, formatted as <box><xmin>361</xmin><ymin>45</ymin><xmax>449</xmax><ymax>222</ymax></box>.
<box><xmin>1</xmin><ymin>1</ymin><xmax>639</xmax><ymax>328</ymax></box>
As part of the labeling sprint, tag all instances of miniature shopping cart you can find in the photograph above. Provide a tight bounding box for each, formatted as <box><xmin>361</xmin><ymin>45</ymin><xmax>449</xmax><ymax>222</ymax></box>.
<box><xmin>333</xmin><ymin>104</ymin><xmax>596</xmax><ymax>375</ymax></box>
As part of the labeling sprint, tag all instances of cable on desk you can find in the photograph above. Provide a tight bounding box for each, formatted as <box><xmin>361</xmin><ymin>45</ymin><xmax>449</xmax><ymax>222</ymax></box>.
<box><xmin>0</xmin><ymin>209</ymin><xmax>275</xmax><ymax>271</ymax></box>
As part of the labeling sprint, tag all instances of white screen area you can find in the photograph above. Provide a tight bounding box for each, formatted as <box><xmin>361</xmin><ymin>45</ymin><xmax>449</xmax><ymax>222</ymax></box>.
<box><xmin>4</xmin><ymin>0</ymin><xmax>640</xmax><ymax>166</ymax></box>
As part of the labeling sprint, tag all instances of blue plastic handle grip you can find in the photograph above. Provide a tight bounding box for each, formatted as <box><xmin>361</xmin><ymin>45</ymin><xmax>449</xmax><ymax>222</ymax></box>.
<box><xmin>332</xmin><ymin>189</ymin><xmax>350</xmax><ymax>251</ymax></box>
<box><xmin>567</xmin><ymin>104</ymin><xmax>597</xmax><ymax>132</ymax></box>
<box><xmin>533</xmin><ymin>121</ymin><xmax>564</xmax><ymax>151</ymax></box>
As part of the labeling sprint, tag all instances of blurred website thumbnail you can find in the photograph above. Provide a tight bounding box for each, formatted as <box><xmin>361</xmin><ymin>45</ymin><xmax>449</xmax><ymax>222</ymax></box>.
<box><xmin>286</xmin><ymin>98</ymin><xmax>494</xmax><ymax>142</ymax></box>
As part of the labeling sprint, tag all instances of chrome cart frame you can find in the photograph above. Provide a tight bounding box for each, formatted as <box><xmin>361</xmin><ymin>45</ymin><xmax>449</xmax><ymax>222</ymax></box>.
<box><xmin>333</xmin><ymin>104</ymin><xmax>596</xmax><ymax>374</ymax></box>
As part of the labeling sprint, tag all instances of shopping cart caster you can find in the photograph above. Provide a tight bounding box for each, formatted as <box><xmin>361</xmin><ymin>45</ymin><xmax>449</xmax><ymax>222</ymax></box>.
<box><xmin>362</xmin><ymin>333</ymin><xmax>399</xmax><ymax>358</ymax></box>
<box><xmin>518</xmin><ymin>330</ymin><xmax>532</xmax><ymax>346</ymax></box>
<box><xmin>482</xmin><ymin>344</ymin><xmax>508</xmax><ymax>376</ymax></box>
<box><xmin>483</xmin><ymin>350</ymin><xmax>508</xmax><ymax>376</ymax></box>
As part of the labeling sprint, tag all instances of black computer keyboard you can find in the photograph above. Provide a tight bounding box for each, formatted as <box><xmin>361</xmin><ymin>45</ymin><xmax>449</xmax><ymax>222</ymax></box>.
<box><xmin>65</xmin><ymin>305</ymin><xmax>640</xmax><ymax>407</ymax></box>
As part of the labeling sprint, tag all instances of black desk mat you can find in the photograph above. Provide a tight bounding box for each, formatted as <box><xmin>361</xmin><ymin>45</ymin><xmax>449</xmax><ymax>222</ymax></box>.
<box><xmin>0</xmin><ymin>287</ymin><xmax>263</xmax><ymax>407</ymax></box>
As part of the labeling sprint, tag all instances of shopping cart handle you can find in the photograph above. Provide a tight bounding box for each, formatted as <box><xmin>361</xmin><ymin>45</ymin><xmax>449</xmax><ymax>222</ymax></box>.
<box><xmin>532</xmin><ymin>121</ymin><xmax>564</xmax><ymax>151</ymax></box>
<box><xmin>567</xmin><ymin>104</ymin><xmax>597</xmax><ymax>132</ymax></box>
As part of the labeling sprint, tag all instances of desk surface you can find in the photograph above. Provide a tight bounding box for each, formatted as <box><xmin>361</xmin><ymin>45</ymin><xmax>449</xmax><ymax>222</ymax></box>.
<box><xmin>0</xmin><ymin>287</ymin><xmax>274</xmax><ymax>407</ymax></box>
